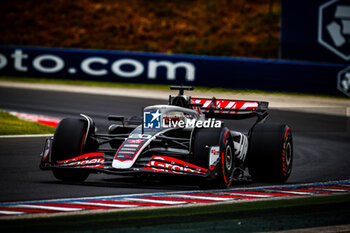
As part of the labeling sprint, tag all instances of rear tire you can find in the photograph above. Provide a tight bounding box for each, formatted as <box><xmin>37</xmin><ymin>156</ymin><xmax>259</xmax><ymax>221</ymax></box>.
<box><xmin>247</xmin><ymin>123</ymin><xmax>293</xmax><ymax>182</ymax></box>
<box><xmin>51</xmin><ymin>118</ymin><xmax>94</xmax><ymax>182</ymax></box>
<box><xmin>192</xmin><ymin>127</ymin><xmax>234</xmax><ymax>188</ymax></box>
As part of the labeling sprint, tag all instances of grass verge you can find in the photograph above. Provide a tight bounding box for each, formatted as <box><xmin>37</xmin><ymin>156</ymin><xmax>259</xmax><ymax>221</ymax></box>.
<box><xmin>0</xmin><ymin>111</ymin><xmax>55</xmax><ymax>135</ymax></box>
<box><xmin>1</xmin><ymin>76</ymin><xmax>348</xmax><ymax>100</ymax></box>
<box><xmin>1</xmin><ymin>194</ymin><xmax>350</xmax><ymax>233</ymax></box>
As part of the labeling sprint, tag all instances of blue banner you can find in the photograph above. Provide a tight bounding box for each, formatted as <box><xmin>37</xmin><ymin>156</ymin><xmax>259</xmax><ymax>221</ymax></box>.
<box><xmin>0</xmin><ymin>46</ymin><xmax>348</xmax><ymax>96</ymax></box>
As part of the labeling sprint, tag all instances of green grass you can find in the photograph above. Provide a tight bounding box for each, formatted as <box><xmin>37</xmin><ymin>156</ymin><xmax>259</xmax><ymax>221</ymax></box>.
<box><xmin>0</xmin><ymin>111</ymin><xmax>55</xmax><ymax>135</ymax></box>
<box><xmin>1</xmin><ymin>76</ymin><xmax>348</xmax><ymax>100</ymax></box>
<box><xmin>1</xmin><ymin>194</ymin><xmax>350</xmax><ymax>233</ymax></box>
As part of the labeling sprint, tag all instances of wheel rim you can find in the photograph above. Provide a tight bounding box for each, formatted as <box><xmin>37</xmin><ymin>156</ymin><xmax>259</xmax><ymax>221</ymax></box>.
<box><xmin>285</xmin><ymin>141</ymin><xmax>292</xmax><ymax>168</ymax></box>
<box><xmin>225</xmin><ymin>145</ymin><xmax>233</xmax><ymax>171</ymax></box>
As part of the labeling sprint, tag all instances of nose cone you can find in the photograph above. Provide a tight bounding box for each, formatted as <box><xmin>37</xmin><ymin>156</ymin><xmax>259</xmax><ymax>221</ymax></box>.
<box><xmin>112</xmin><ymin>138</ymin><xmax>148</xmax><ymax>169</ymax></box>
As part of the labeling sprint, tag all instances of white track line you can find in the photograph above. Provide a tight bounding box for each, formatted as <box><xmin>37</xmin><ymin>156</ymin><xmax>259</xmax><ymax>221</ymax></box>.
<box><xmin>0</xmin><ymin>210</ymin><xmax>24</xmax><ymax>215</ymax></box>
<box><xmin>0</xmin><ymin>134</ymin><xmax>53</xmax><ymax>138</ymax></box>
<box><xmin>0</xmin><ymin>81</ymin><xmax>169</xmax><ymax>100</ymax></box>
<box><xmin>15</xmin><ymin>204</ymin><xmax>81</xmax><ymax>212</ymax></box>
<box><xmin>264</xmin><ymin>190</ymin><xmax>313</xmax><ymax>195</ymax></box>
<box><xmin>310</xmin><ymin>188</ymin><xmax>349</xmax><ymax>192</ymax></box>
<box><xmin>171</xmin><ymin>194</ymin><xmax>231</xmax><ymax>201</ymax></box>
<box><xmin>219</xmin><ymin>192</ymin><xmax>271</xmax><ymax>198</ymax></box>
<box><xmin>74</xmin><ymin>201</ymin><xmax>137</xmax><ymax>208</ymax></box>
<box><xmin>124</xmin><ymin>198</ymin><xmax>186</xmax><ymax>205</ymax></box>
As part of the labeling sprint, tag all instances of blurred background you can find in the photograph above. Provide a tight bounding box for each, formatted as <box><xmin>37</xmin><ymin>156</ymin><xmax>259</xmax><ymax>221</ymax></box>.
<box><xmin>0</xmin><ymin>0</ymin><xmax>280</xmax><ymax>58</ymax></box>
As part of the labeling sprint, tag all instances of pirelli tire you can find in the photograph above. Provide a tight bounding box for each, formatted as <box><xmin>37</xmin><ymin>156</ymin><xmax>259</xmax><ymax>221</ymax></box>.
<box><xmin>247</xmin><ymin>123</ymin><xmax>293</xmax><ymax>182</ymax></box>
<box><xmin>51</xmin><ymin>117</ymin><xmax>96</xmax><ymax>182</ymax></box>
<box><xmin>192</xmin><ymin>127</ymin><xmax>234</xmax><ymax>189</ymax></box>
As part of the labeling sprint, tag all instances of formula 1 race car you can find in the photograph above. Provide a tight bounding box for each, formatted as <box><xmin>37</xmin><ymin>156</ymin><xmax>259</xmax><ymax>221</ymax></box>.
<box><xmin>40</xmin><ymin>86</ymin><xmax>293</xmax><ymax>188</ymax></box>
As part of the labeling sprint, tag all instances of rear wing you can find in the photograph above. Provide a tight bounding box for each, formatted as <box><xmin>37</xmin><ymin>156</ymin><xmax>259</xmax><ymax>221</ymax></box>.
<box><xmin>190</xmin><ymin>97</ymin><xmax>268</xmax><ymax>119</ymax></box>
<box><xmin>168</xmin><ymin>86</ymin><xmax>268</xmax><ymax>120</ymax></box>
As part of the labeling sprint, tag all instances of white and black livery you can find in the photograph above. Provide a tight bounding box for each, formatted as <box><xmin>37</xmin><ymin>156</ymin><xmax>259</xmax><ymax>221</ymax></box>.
<box><xmin>40</xmin><ymin>86</ymin><xmax>293</xmax><ymax>188</ymax></box>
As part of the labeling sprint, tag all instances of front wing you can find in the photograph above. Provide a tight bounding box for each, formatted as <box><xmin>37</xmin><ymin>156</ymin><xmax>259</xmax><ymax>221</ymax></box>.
<box><xmin>40</xmin><ymin>139</ymin><xmax>208</xmax><ymax>177</ymax></box>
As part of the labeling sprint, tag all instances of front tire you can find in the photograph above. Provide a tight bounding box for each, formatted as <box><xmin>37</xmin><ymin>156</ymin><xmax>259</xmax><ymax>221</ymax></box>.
<box><xmin>247</xmin><ymin>123</ymin><xmax>293</xmax><ymax>182</ymax></box>
<box><xmin>192</xmin><ymin>127</ymin><xmax>234</xmax><ymax>188</ymax></box>
<box><xmin>51</xmin><ymin>117</ymin><xmax>94</xmax><ymax>182</ymax></box>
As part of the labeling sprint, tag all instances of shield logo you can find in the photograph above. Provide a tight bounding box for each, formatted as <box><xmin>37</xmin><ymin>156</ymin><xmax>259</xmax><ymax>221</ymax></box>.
<box><xmin>338</xmin><ymin>66</ymin><xmax>350</xmax><ymax>96</ymax></box>
<box><xmin>318</xmin><ymin>0</ymin><xmax>350</xmax><ymax>61</ymax></box>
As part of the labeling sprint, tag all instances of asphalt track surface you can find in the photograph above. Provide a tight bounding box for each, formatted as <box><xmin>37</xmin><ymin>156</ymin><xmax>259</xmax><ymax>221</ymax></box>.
<box><xmin>0</xmin><ymin>87</ymin><xmax>349</xmax><ymax>203</ymax></box>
